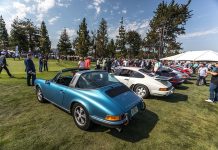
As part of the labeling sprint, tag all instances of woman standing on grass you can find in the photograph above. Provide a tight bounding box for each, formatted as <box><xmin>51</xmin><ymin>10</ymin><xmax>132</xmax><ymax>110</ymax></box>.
<box><xmin>78</xmin><ymin>57</ymin><xmax>85</xmax><ymax>69</ymax></box>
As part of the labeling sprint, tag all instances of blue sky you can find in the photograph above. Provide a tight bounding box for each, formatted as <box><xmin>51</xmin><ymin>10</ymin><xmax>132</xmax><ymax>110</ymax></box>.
<box><xmin>0</xmin><ymin>0</ymin><xmax>218</xmax><ymax>51</ymax></box>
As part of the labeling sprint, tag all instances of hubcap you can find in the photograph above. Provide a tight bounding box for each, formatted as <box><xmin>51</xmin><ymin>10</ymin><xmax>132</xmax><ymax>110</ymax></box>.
<box><xmin>74</xmin><ymin>106</ymin><xmax>86</xmax><ymax>126</ymax></box>
<box><xmin>37</xmin><ymin>89</ymin><xmax>42</xmax><ymax>101</ymax></box>
<box><xmin>136</xmin><ymin>86</ymin><xmax>146</xmax><ymax>97</ymax></box>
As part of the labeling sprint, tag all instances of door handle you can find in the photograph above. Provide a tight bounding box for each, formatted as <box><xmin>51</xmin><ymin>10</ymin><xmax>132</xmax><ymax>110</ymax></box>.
<box><xmin>60</xmin><ymin>90</ymin><xmax>64</xmax><ymax>93</ymax></box>
<box><xmin>124</xmin><ymin>78</ymin><xmax>129</xmax><ymax>81</ymax></box>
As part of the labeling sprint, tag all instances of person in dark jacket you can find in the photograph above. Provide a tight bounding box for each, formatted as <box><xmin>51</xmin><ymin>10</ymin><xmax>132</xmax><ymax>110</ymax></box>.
<box><xmin>0</xmin><ymin>53</ymin><xmax>14</xmax><ymax>78</ymax></box>
<box><xmin>43</xmin><ymin>55</ymin><xmax>48</xmax><ymax>71</ymax></box>
<box><xmin>24</xmin><ymin>53</ymin><xmax>36</xmax><ymax>86</ymax></box>
<box><xmin>106</xmin><ymin>58</ymin><xmax>112</xmax><ymax>73</ymax></box>
<box><xmin>39</xmin><ymin>55</ymin><xmax>43</xmax><ymax>72</ymax></box>
<box><xmin>205</xmin><ymin>62</ymin><xmax>218</xmax><ymax>103</ymax></box>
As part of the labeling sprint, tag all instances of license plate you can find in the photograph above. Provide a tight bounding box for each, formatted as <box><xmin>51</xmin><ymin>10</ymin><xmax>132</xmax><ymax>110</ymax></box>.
<box><xmin>131</xmin><ymin>106</ymin><xmax>138</xmax><ymax>116</ymax></box>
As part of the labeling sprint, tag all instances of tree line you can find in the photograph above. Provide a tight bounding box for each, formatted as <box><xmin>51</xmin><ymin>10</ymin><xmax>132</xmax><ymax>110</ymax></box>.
<box><xmin>0</xmin><ymin>0</ymin><xmax>192</xmax><ymax>58</ymax></box>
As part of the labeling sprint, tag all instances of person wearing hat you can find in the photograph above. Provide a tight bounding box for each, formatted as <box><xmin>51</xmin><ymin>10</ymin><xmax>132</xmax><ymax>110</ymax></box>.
<box><xmin>205</xmin><ymin>62</ymin><xmax>218</xmax><ymax>103</ymax></box>
<box><xmin>24</xmin><ymin>53</ymin><xmax>36</xmax><ymax>86</ymax></box>
<box><xmin>0</xmin><ymin>53</ymin><xmax>14</xmax><ymax>78</ymax></box>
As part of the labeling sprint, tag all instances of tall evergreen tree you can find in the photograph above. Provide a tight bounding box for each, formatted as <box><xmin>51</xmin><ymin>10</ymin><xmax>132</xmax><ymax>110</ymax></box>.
<box><xmin>10</xmin><ymin>18</ymin><xmax>39</xmax><ymax>52</ymax></box>
<box><xmin>39</xmin><ymin>21</ymin><xmax>51</xmax><ymax>54</ymax></box>
<box><xmin>116</xmin><ymin>17</ymin><xmax>126</xmax><ymax>56</ymax></box>
<box><xmin>144</xmin><ymin>0</ymin><xmax>192</xmax><ymax>58</ymax></box>
<box><xmin>0</xmin><ymin>15</ymin><xmax>9</xmax><ymax>50</ymax></box>
<box><xmin>95</xmin><ymin>18</ymin><xmax>108</xmax><ymax>58</ymax></box>
<box><xmin>22</xmin><ymin>19</ymin><xmax>39</xmax><ymax>52</ymax></box>
<box><xmin>74</xmin><ymin>18</ymin><xmax>90</xmax><ymax>57</ymax></box>
<box><xmin>126</xmin><ymin>30</ymin><xmax>141</xmax><ymax>58</ymax></box>
<box><xmin>57</xmin><ymin>28</ymin><xmax>72</xmax><ymax>55</ymax></box>
<box><xmin>10</xmin><ymin>18</ymin><xmax>28</xmax><ymax>52</ymax></box>
<box><xmin>107</xmin><ymin>39</ymin><xmax>116</xmax><ymax>57</ymax></box>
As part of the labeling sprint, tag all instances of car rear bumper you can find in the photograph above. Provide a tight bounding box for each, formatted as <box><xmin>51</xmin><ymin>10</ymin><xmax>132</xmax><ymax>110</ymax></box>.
<box><xmin>90</xmin><ymin>115</ymin><xmax>129</xmax><ymax>128</ymax></box>
<box><xmin>151</xmin><ymin>87</ymin><xmax>175</xmax><ymax>96</ymax></box>
<box><xmin>90</xmin><ymin>102</ymin><xmax>146</xmax><ymax>128</ymax></box>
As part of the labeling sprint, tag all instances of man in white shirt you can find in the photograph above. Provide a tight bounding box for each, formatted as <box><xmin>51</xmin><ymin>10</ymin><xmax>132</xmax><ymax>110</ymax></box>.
<box><xmin>196</xmin><ymin>63</ymin><xmax>208</xmax><ymax>85</ymax></box>
<box><xmin>154</xmin><ymin>59</ymin><xmax>162</xmax><ymax>72</ymax></box>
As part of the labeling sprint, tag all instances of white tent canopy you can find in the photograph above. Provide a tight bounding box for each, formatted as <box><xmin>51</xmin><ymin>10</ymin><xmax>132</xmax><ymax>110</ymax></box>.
<box><xmin>161</xmin><ymin>50</ymin><xmax>218</xmax><ymax>61</ymax></box>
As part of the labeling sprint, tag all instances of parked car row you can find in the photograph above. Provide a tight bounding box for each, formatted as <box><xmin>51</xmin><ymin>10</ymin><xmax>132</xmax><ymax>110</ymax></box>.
<box><xmin>34</xmin><ymin>66</ymin><xmax>192</xmax><ymax>132</ymax></box>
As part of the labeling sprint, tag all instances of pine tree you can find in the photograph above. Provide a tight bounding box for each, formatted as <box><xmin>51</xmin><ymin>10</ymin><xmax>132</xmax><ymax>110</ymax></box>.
<box><xmin>0</xmin><ymin>15</ymin><xmax>9</xmax><ymax>50</ymax></box>
<box><xmin>39</xmin><ymin>21</ymin><xmax>51</xmax><ymax>54</ymax></box>
<box><xmin>107</xmin><ymin>39</ymin><xmax>116</xmax><ymax>57</ymax></box>
<box><xmin>10</xmin><ymin>18</ymin><xmax>28</xmax><ymax>52</ymax></box>
<box><xmin>126</xmin><ymin>30</ymin><xmax>141</xmax><ymax>58</ymax></box>
<box><xmin>144</xmin><ymin>0</ymin><xmax>192</xmax><ymax>58</ymax></box>
<box><xmin>95</xmin><ymin>18</ymin><xmax>108</xmax><ymax>58</ymax></box>
<box><xmin>57</xmin><ymin>28</ymin><xmax>72</xmax><ymax>55</ymax></box>
<box><xmin>74</xmin><ymin>18</ymin><xmax>90</xmax><ymax>57</ymax></box>
<box><xmin>22</xmin><ymin>19</ymin><xmax>40</xmax><ymax>52</ymax></box>
<box><xmin>10</xmin><ymin>18</ymin><xmax>39</xmax><ymax>52</ymax></box>
<box><xmin>116</xmin><ymin>17</ymin><xmax>126</xmax><ymax>56</ymax></box>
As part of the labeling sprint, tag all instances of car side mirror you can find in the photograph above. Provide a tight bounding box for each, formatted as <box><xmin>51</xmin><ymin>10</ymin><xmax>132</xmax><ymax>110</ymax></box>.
<box><xmin>45</xmin><ymin>80</ymin><xmax>50</xmax><ymax>84</ymax></box>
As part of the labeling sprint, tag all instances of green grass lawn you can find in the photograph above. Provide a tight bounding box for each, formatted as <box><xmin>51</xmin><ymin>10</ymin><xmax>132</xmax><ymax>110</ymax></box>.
<box><xmin>0</xmin><ymin>58</ymin><xmax>218</xmax><ymax>150</ymax></box>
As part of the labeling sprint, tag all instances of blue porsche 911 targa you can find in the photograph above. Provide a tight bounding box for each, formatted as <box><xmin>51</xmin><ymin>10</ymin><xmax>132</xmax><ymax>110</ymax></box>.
<box><xmin>35</xmin><ymin>68</ymin><xmax>146</xmax><ymax>131</ymax></box>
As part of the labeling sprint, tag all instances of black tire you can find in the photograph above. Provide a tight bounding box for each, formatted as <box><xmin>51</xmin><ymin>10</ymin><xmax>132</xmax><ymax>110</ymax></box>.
<box><xmin>36</xmin><ymin>87</ymin><xmax>46</xmax><ymax>103</ymax></box>
<box><xmin>133</xmin><ymin>84</ymin><xmax>149</xmax><ymax>99</ymax></box>
<box><xmin>72</xmin><ymin>103</ymin><xmax>93</xmax><ymax>130</ymax></box>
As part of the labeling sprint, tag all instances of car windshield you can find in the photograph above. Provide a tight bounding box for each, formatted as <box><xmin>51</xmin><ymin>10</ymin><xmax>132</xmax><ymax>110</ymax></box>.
<box><xmin>76</xmin><ymin>71</ymin><xmax>120</xmax><ymax>89</ymax></box>
<box><xmin>139</xmin><ymin>69</ymin><xmax>155</xmax><ymax>77</ymax></box>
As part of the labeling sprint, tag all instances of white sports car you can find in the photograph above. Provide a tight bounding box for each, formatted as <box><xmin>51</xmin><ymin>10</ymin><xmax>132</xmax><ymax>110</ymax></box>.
<box><xmin>113</xmin><ymin>67</ymin><xmax>174</xmax><ymax>98</ymax></box>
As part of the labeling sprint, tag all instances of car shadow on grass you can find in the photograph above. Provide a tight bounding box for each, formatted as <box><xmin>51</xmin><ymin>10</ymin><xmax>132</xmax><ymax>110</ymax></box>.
<box><xmin>175</xmin><ymin>85</ymin><xmax>189</xmax><ymax>90</ymax></box>
<box><xmin>90</xmin><ymin>109</ymin><xmax>159</xmax><ymax>143</ymax></box>
<box><xmin>151</xmin><ymin>93</ymin><xmax>188</xmax><ymax>103</ymax></box>
<box><xmin>184</xmin><ymin>80</ymin><xmax>194</xmax><ymax>84</ymax></box>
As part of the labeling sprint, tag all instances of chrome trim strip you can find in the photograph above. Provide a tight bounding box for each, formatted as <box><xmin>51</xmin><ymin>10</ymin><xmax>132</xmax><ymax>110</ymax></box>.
<box><xmin>44</xmin><ymin>97</ymin><xmax>71</xmax><ymax>113</ymax></box>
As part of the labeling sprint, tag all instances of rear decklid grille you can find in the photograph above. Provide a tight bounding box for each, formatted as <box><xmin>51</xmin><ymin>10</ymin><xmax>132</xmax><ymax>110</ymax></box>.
<box><xmin>105</xmin><ymin>85</ymin><xmax>130</xmax><ymax>98</ymax></box>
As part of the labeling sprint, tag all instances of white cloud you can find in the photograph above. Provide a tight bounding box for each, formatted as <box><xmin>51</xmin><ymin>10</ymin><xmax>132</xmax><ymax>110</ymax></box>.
<box><xmin>48</xmin><ymin>16</ymin><xmax>60</xmax><ymax>25</ymax></box>
<box><xmin>73</xmin><ymin>18</ymin><xmax>81</xmax><ymax>22</ymax></box>
<box><xmin>88</xmin><ymin>0</ymin><xmax>105</xmax><ymax>15</ymax></box>
<box><xmin>122</xmin><ymin>10</ymin><xmax>127</xmax><ymax>14</ymax></box>
<box><xmin>36</xmin><ymin>0</ymin><xmax>55</xmax><ymax>12</ymax></box>
<box><xmin>126</xmin><ymin>19</ymin><xmax>150</xmax><ymax>36</ymax></box>
<box><xmin>56</xmin><ymin>0</ymin><xmax>71</xmax><ymax>7</ymax></box>
<box><xmin>180</xmin><ymin>27</ymin><xmax>218</xmax><ymax>39</ymax></box>
<box><xmin>13</xmin><ymin>2</ymin><xmax>31</xmax><ymax>19</ymax></box>
<box><xmin>57</xmin><ymin>28</ymin><xmax>77</xmax><ymax>40</ymax></box>
<box><xmin>2</xmin><ymin>2</ymin><xmax>31</xmax><ymax>31</ymax></box>
<box><xmin>34</xmin><ymin>0</ymin><xmax>56</xmax><ymax>22</ymax></box>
